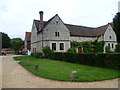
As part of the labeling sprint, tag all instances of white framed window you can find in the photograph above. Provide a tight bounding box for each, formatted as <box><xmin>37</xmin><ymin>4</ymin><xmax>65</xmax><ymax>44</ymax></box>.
<box><xmin>109</xmin><ymin>36</ymin><xmax>112</xmax><ymax>39</ymax></box>
<box><xmin>52</xmin><ymin>43</ymin><xmax>56</xmax><ymax>50</ymax></box>
<box><xmin>112</xmin><ymin>43</ymin><xmax>114</xmax><ymax>48</ymax></box>
<box><xmin>60</xmin><ymin>43</ymin><xmax>64</xmax><ymax>50</ymax></box>
<box><xmin>108</xmin><ymin>43</ymin><xmax>110</xmax><ymax>47</ymax></box>
<box><xmin>55</xmin><ymin>32</ymin><xmax>59</xmax><ymax>37</ymax></box>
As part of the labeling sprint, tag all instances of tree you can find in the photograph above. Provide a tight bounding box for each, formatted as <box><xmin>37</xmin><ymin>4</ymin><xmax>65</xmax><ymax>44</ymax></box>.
<box><xmin>2</xmin><ymin>32</ymin><xmax>11</xmax><ymax>48</ymax></box>
<box><xmin>115</xmin><ymin>44</ymin><xmax>120</xmax><ymax>52</ymax></box>
<box><xmin>11</xmin><ymin>38</ymin><xmax>24</xmax><ymax>53</ymax></box>
<box><xmin>113</xmin><ymin>12</ymin><xmax>120</xmax><ymax>43</ymax></box>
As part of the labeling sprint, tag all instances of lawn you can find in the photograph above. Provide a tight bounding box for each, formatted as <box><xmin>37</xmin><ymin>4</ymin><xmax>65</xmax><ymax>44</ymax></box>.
<box><xmin>14</xmin><ymin>56</ymin><xmax>120</xmax><ymax>82</ymax></box>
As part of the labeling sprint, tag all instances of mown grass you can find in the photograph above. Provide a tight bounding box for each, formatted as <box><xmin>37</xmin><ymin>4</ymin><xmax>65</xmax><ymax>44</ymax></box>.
<box><xmin>14</xmin><ymin>56</ymin><xmax>120</xmax><ymax>82</ymax></box>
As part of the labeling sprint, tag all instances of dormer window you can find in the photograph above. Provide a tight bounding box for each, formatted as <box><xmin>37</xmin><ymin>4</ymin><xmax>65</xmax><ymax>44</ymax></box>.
<box><xmin>55</xmin><ymin>32</ymin><xmax>59</xmax><ymax>37</ymax></box>
<box><xmin>109</xmin><ymin>36</ymin><xmax>112</xmax><ymax>39</ymax></box>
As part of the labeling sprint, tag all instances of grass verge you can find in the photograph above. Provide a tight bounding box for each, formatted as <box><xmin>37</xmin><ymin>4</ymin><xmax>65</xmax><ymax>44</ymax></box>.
<box><xmin>14</xmin><ymin>56</ymin><xmax>120</xmax><ymax>82</ymax></box>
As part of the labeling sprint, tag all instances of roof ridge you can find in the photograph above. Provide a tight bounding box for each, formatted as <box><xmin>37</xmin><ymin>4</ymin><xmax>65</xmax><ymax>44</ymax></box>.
<box><xmin>65</xmin><ymin>23</ymin><xmax>96</xmax><ymax>29</ymax></box>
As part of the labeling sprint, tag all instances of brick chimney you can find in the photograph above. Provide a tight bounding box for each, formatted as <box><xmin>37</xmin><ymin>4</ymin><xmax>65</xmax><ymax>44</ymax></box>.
<box><xmin>39</xmin><ymin>11</ymin><xmax>44</xmax><ymax>30</ymax></box>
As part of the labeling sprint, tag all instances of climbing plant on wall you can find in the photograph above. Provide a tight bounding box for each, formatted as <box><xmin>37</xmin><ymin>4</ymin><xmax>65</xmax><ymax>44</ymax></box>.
<box><xmin>71</xmin><ymin>40</ymin><xmax>105</xmax><ymax>53</ymax></box>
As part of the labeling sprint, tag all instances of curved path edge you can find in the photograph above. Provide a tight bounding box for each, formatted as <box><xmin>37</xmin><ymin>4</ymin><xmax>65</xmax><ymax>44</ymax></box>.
<box><xmin>2</xmin><ymin>55</ymin><xmax>119</xmax><ymax>88</ymax></box>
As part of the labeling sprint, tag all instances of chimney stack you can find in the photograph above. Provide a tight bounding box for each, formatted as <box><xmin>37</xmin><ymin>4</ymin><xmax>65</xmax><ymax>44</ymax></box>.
<box><xmin>39</xmin><ymin>11</ymin><xmax>44</xmax><ymax>30</ymax></box>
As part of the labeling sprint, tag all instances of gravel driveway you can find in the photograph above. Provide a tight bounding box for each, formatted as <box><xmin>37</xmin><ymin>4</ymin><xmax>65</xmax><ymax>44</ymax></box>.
<box><xmin>2</xmin><ymin>55</ymin><xmax>119</xmax><ymax>88</ymax></box>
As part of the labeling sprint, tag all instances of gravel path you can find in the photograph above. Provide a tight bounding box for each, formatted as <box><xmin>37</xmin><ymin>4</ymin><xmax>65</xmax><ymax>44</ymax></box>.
<box><xmin>2</xmin><ymin>55</ymin><xmax>119</xmax><ymax>88</ymax></box>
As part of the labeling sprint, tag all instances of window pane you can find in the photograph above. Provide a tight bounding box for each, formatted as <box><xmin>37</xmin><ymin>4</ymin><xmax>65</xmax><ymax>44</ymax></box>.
<box><xmin>60</xmin><ymin>43</ymin><xmax>64</xmax><ymax>50</ymax></box>
<box><xmin>58</xmin><ymin>32</ymin><xmax>59</xmax><ymax>36</ymax></box>
<box><xmin>35</xmin><ymin>48</ymin><xmax>36</xmax><ymax>52</ymax></box>
<box><xmin>109</xmin><ymin>36</ymin><xmax>112</xmax><ymax>39</ymax></box>
<box><xmin>33</xmin><ymin>48</ymin><xmax>34</xmax><ymax>52</ymax></box>
<box><xmin>55</xmin><ymin>32</ymin><xmax>59</xmax><ymax>37</ymax></box>
<box><xmin>112</xmin><ymin>43</ymin><xmax>114</xmax><ymax>48</ymax></box>
<box><xmin>55</xmin><ymin>32</ymin><xmax>57</xmax><ymax>36</ymax></box>
<box><xmin>52</xmin><ymin>43</ymin><xmax>56</xmax><ymax>50</ymax></box>
<box><xmin>108</xmin><ymin>43</ymin><xmax>110</xmax><ymax>47</ymax></box>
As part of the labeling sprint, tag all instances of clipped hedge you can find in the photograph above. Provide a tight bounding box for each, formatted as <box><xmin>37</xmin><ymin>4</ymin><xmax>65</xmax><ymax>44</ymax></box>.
<box><xmin>31</xmin><ymin>52</ymin><xmax>42</xmax><ymax>58</ymax></box>
<box><xmin>42</xmin><ymin>46</ymin><xmax>53</xmax><ymax>58</ymax></box>
<box><xmin>67</xmin><ymin>48</ymin><xmax>77</xmax><ymax>53</ymax></box>
<box><xmin>49</xmin><ymin>52</ymin><xmax>120</xmax><ymax>69</ymax></box>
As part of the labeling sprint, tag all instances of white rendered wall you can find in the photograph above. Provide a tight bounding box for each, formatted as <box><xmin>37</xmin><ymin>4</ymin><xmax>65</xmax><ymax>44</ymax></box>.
<box><xmin>103</xmin><ymin>25</ymin><xmax>117</xmax><ymax>52</ymax></box>
<box><xmin>70</xmin><ymin>36</ymin><xmax>97</xmax><ymax>42</ymax></box>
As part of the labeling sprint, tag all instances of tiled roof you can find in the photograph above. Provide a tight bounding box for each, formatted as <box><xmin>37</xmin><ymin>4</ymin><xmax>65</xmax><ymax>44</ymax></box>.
<box><xmin>34</xmin><ymin>20</ymin><xmax>47</xmax><ymax>32</ymax></box>
<box><xmin>34</xmin><ymin>14</ymin><xmax>58</xmax><ymax>33</ymax></box>
<box><xmin>25</xmin><ymin>32</ymin><xmax>31</xmax><ymax>41</ymax></box>
<box><xmin>66</xmin><ymin>23</ymin><xmax>112</xmax><ymax>37</ymax></box>
<box><xmin>33</xmin><ymin>17</ymin><xmax>112</xmax><ymax>37</ymax></box>
<box><xmin>65</xmin><ymin>24</ymin><xmax>96</xmax><ymax>37</ymax></box>
<box><xmin>94</xmin><ymin>24</ymin><xmax>109</xmax><ymax>36</ymax></box>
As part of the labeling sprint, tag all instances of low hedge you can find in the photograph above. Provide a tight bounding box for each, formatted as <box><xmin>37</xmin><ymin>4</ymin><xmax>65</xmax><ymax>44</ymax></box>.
<box><xmin>49</xmin><ymin>52</ymin><xmax>120</xmax><ymax>69</ymax></box>
<box><xmin>31</xmin><ymin>52</ymin><xmax>42</xmax><ymax>58</ymax></box>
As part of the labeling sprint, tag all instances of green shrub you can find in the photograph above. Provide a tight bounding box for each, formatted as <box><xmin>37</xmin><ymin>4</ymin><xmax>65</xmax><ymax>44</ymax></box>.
<box><xmin>67</xmin><ymin>48</ymin><xmax>76</xmax><ymax>53</ymax></box>
<box><xmin>93</xmin><ymin>40</ymin><xmax>105</xmax><ymax>53</ymax></box>
<box><xmin>105</xmin><ymin>46</ymin><xmax>111</xmax><ymax>53</ymax></box>
<box><xmin>31</xmin><ymin>53</ymin><xmax>34</xmax><ymax>57</ymax></box>
<box><xmin>31</xmin><ymin>52</ymin><xmax>42</xmax><ymax>58</ymax></box>
<box><xmin>42</xmin><ymin>46</ymin><xmax>53</xmax><ymax>57</ymax></box>
<box><xmin>115</xmin><ymin>44</ymin><xmax>120</xmax><ymax>52</ymax></box>
<box><xmin>34</xmin><ymin>52</ymin><xmax>42</xmax><ymax>58</ymax></box>
<box><xmin>49</xmin><ymin>52</ymin><xmax>119</xmax><ymax>69</ymax></box>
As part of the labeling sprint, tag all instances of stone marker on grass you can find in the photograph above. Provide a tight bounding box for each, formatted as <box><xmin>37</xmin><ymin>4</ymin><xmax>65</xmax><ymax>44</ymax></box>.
<box><xmin>26</xmin><ymin>60</ymin><xmax>30</xmax><ymax>65</ymax></box>
<box><xmin>34</xmin><ymin>64</ymin><xmax>39</xmax><ymax>72</ymax></box>
<box><xmin>70</xmin><ymin>71</ymin><xmax>77</xmax><ymax>78</ymax></box>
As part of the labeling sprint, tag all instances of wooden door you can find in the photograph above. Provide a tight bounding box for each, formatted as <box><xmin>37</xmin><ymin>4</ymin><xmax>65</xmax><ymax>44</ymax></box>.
<box><xmin>78</xmin><ymin>47</ymin><xmax>82</xmax><ymax>53</ymax></box>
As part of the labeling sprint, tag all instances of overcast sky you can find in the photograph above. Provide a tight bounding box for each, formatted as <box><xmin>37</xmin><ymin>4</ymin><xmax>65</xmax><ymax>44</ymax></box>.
<box><xmin>0</xmin><ymin>0</ymin><xmax>119</xmax><ymax>40</ymax></box>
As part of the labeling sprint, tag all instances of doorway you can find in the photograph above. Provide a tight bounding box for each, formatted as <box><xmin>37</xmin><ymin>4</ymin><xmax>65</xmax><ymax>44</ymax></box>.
<box><xmin>78</xmin><ymin>46</ymin><xmax>83</xmax><ymax>53</ymax></box>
